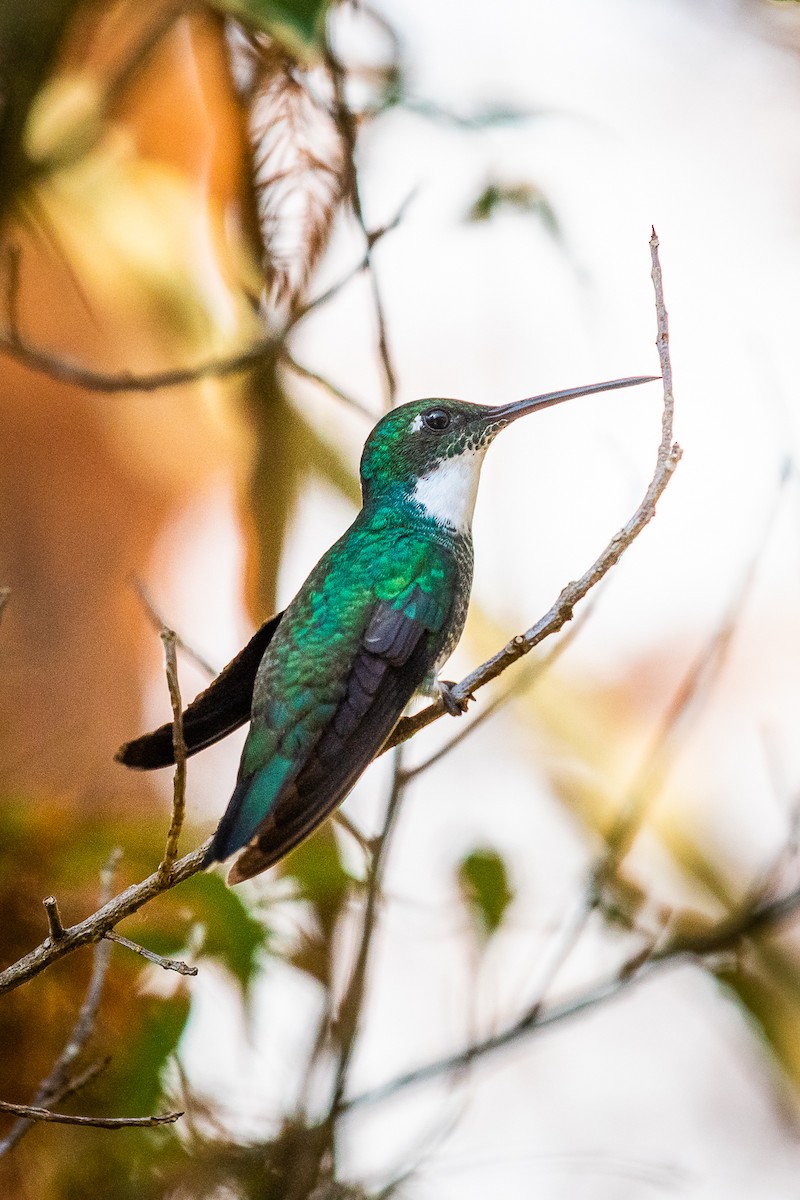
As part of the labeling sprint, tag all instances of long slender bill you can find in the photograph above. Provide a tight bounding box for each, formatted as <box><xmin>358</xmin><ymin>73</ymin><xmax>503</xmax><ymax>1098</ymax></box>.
<box><xmin>489</xmin><ymin>374</ymin><xmax>660</xmax><ymax>424</ymax></box>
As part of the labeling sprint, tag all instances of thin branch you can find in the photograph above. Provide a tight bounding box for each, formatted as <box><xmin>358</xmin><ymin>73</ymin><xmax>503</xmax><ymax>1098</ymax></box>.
<box><xmin>133</xmin><ymin>578</ymin><xmax>218</xmax><ymax>680</ymax></box>
<box><xmin>0</xmin><ymin>842</ymin><xmax>209</xmax><ymax>998</ymax></box>
<box><xmin>522</xmin><ymin>456</ymin><xmax>794</xmax><ymax>1024</ymax></box>
<box><xmin>0</xmin><ymin>1099</ymin><xmax>182</xmax><ymax>1129</ymax></box>
<box><xmin>281</xmin><ymin>348</ymin><xmax>376</xmax><ymax>419</ymax></box>
<box><xmin>103</xmin><ymin>931</ymin><xmax>197</xmax><ymax>977</ymax></box>
<box><xmin>0</xmin><ymin>587</ymin><xmax>10</xmax><ymax>625</ymax></box>
<box><xmin>384</xmin><ymin>228</ymin><xmax>680</xmax><ymax>751</ymax></box>
<box><xmin>157</xmin><ymin>629</ymin><xmax>188</xmax><ymax>884</ymax></box>
<box><xmin>346</xmin><ymin>880</ymin><xmax>800</xmax><ymax>1110</ymax></box>
<box><xmin>52</xmin><ymin>1057</ymin><xmax>112</xmax><ymax>1107</ymax></box>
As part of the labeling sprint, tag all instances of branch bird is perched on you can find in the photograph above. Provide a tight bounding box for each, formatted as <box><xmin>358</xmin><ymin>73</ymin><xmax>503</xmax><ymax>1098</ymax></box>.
<box><xmin>118</xmin><ymin>374</ymin><xmax>657</xmax><ymax>882</ymax></box>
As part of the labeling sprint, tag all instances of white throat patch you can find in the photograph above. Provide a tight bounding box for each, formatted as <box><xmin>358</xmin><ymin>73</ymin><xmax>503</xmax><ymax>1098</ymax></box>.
<box><xmin>411</xmin><ymin>447</ymin><xmax>487</xmax><ymax>530</ymax></box>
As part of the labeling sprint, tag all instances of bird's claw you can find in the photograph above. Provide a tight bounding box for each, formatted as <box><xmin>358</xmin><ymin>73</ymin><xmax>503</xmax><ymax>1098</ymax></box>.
<box><xmin>438</xmin><ymin>679</ymin><xmax>474</xmax><ymax>717</ymax></box>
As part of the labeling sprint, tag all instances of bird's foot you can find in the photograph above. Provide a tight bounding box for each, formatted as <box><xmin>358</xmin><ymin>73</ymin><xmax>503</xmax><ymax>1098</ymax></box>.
<box><xmin>436</xmin><ymin>679</ymin><xmax>475</xmax><ymax>717</ymax></box>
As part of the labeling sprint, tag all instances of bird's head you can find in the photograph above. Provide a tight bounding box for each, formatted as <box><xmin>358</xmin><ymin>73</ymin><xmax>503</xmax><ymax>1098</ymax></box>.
<box><xmin>359</xmin><ymin>376</ymin><xmax>658</xmax><ymax>531</ymax></box>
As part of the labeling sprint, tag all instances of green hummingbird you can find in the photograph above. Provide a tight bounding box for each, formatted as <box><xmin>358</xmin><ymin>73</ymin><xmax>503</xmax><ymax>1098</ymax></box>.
<box><xmin>118</xmin><ymin>374</ymin><xmax>657</xmax><ymax>882</ymax></box>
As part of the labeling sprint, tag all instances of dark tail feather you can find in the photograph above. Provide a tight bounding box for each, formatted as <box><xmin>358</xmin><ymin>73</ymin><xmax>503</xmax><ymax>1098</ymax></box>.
<box><xmin>115</xmin><ymin>612</ymin><xmax>283</xmax><ymax>770</ymax></box>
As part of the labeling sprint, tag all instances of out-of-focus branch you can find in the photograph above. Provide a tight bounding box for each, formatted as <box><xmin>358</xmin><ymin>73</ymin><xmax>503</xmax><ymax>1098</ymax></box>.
<box><xmin>0</xmin><ymin>853</ymin><xmax>119</xmax><ymax>1155</ymax></box>
<box><xmin>385</xmin><ymin>229</ymin><xmax>680</xmax><ymax>750</ymax></box>
<box><xmin>157</xmin><ymin>628</ymin><xmax>188</xmax><ymax>884</ymax></box>
<box><xmin>0</xmin><ymin>842</ymin><xmax>209</xmax><ymax>998</ymax></box>
<box><xmin>134</xmin><ymin>579</ymin><xmax>218</xmax><ymax>680</ymax></box>
<box><xmin>0</xmin><ymin>1099</ymin><xmax>182</xmax><ymax>1129</ymax></box>
<box><xmin>0</xmin><ymin>331</ymin><xmax>280</xmax><ymax>392</ymax></box>
<box><xmin>326</xmin><ymin>45</ymin><xmax>398</xmax><ymax>408</ymax></box>
<box><xmin>595</xmin><ymin>455</ymin><xmax>791</xmax><ymax>886</ymax></box>
<box><xmin>0</xmin><ymin>587</ymin><xmax>9</xmax><ymax>625</ymax></box>
<box><xmin>281</xmin><ymin>348</ymin><xmax>376</xmax><ymax>419</ymax></box>
<box><xmin>348</xmin><ymin>879</ymin><xmax>800</xmax><ymax>1109</ymax></box>
<box><xmin>0</xmin><ymin>185</ymin><xmax>410</xmax><ymax>397</ymax></box>
<box><xmin>327</xmin><ymin>749</ymin><xmax>406</xmax><ymax>1127</ymax></box>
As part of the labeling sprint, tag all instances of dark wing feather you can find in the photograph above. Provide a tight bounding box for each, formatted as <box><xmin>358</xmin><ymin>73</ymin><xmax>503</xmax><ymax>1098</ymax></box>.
<box><xmin>228</xmin><ymin>589</ymin><xmax>440</xmax><ymax>882</ymax></box>
<box><xmin>115</xmin><ymin>613</ymin><xmax>283</xmax><ymax>770</ymax></box>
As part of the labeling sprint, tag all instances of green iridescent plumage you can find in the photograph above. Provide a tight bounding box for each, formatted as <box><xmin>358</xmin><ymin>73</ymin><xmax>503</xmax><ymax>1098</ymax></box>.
<box><xmin>211</xmin><ymin>499</ymin><xmax>467</xmax><ymax>881</ymax></box>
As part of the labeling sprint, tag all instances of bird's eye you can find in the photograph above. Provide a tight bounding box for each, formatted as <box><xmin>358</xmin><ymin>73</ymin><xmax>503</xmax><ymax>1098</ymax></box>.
<box><xmin>422</xmin><ymin>408</ymin><xmax>451</xmax><ymax>431</ymax></box>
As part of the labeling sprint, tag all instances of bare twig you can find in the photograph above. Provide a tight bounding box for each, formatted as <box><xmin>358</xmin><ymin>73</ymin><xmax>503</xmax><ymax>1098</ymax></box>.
<box><xmin>0</xmin><ymin>856</ymin><xmax>119</xmax><ymax>1155</ymax></box>
<box><xmin>385</xmin><ymin>229</ymin><xmax>680</xmax><ymax>751</ymax></box>
<box><xmin>0</xmin><ymin>1099</ymin><xmax>182</xmax><ymax>1129</ymax></box>
<box><xmin>347</xmin><ymin>880</ymin><xmax>800</xmax><ymax>1109</ymax></box>
<box><xmin>525</xmin><ymin>455</ymin><xmax>794</xmax><ymax>1021</ymax></box>
<box><xmin>0</xmin><ymin>842</ymin><xmax>209</xmax><ymax>997</ymax></box>
<box><xmin>103</xmin><ymin>931</ymin><xmax>197</xmax><ymax>977</ymax></box>
<box><xmin>43</xmin><ymin>896</ymin><xmax>65</xmax><ymax>943</ymax></box>
<box><xmin>157</xmin><ymin>629</ymin><xmax>187</xmax><ymax>884</ymax></box>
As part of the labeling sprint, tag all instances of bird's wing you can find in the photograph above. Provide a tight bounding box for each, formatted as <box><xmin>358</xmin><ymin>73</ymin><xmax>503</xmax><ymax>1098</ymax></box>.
<box><xmin>115</xmin><ymin>612</ymin><xmax>283</xmax><ymax>769</ymax></box>
<box><xmin>210</xmin><ymin>573</ymin><xmax>454</xmax><ymax>883</ymax></box>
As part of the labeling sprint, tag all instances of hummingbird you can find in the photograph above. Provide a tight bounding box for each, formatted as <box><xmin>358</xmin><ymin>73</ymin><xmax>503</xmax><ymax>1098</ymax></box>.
<box><xmin>118</xmin><ymin>374</ymin><xmax>657</xmax><ymax>882</ymax></box>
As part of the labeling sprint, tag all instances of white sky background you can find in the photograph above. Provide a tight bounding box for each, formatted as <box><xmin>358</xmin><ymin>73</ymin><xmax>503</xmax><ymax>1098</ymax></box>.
<box><xmin>162</xmin><ymin>1</ymin><xmax>800</xmax><ymax>1196</ymax></box>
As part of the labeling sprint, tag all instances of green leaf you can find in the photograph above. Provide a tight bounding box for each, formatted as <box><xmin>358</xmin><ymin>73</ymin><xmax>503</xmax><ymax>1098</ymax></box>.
<box><xmin>104</xmin><ymin>993</ymin><xmax>192</xmax><ymax>1116</ymax></box>
<box><xmin>183</xmin><ymin>871</ymin><xmax>270</xmax><ymax>992</ymax></box>
<box><xmin>217</xmin><ymin>0</ymin><xmax>330</xmax><ymax>55</ymax></box>
<box><xmin>280</xmin><ymin>823</ymin><xmax>353</xmax><ymax>938</ymax></box>
<box><xmin>136</xmin><ymin>871</ymin><xmax>269</xmax><ymax>995</ymax></box>
<box><xmin>457</xmin><ymin>847</ymin><xmax>513</xmax><ymax>941</ymax></box>
<box><xmin>466</xmin><ymin>181</ymin><xmax>559</xmax><ymax>238</ymax></box>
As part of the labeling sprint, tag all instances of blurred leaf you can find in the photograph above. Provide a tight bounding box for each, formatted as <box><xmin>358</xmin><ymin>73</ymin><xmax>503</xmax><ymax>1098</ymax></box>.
<box><xmin>288</xmin><ymin>927</ymin><xmax>331</xmax><ymax>987</ymax></box>
<box><xmin>280</xmin><ymin>823</ymin><xmax>353</xmax><ymax>938</ymax></box>
<box><xmin>101</xmin><ymin>991</ymin><xmax>191</xmax><ymax>1116</ymax></box>
<box><xmin>290</xmin><ymin>399</ymin><xmax>361</xmax><ymax>507</ymax></box>
<box><xmin>466</xmin><ymin>181</ymin><xmax>559</xmax><ymax>237</ymax></box>
<box><xmin>24</xmin><ymin>71</ymin><xmax>103</xmax><ymax>166</ymax></box>
<box><xmin>244</xmin><ymin>365</ymin><xmax>298</xmax><ymax>620</ymax></box>
<box><xmin>715</xmin><ymin>955</ymin><xmax>800</xmax><ymax>1091</ymax></box>
<box><xmin>137</xmin><ymin>871</ymin><xmax>270</xmax><ymax>995</ymax></box>
<box><xmin>0</xmin><ymin>0</ymin><xmax>76</xmax><ymax>221</ymax></box>
<box><xmin>29</xmin><ymin>143</ymin><xmax>261</xmax><ymax>350</ymax></box>
<box><xmin>219</xmin><ymin>0</ymin><xmax>330</xmax><ymax>55</ymax></box>
<box><xmin>188</xmin><ymin>871</ymin><xmax>270</xmax><ymax>991</ymax></box>
<box><xmin>457</xmin><ymin>847</ymin><xmax>513</xmax><ymax>940</ymax></box>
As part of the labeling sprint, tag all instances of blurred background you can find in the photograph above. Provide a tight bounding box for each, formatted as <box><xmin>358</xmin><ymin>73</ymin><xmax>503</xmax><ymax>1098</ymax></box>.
<box><xmin>3</xmin><ymin>0</ymin><xmax>800</xmax><ymax>1196</ymax></box>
